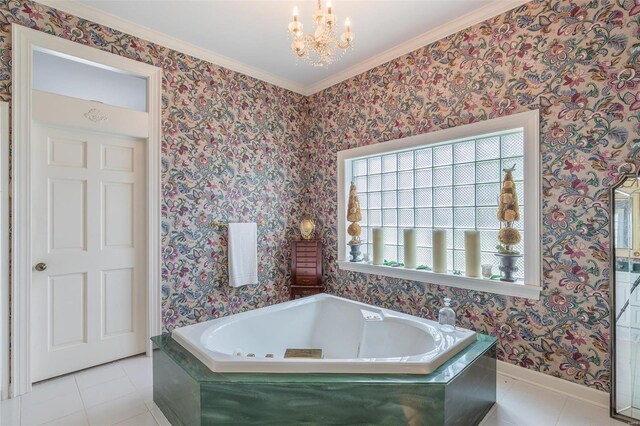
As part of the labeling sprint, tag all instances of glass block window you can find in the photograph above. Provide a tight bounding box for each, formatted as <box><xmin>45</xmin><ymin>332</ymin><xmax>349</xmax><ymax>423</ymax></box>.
<box><xmin>351</xmin><ymin>131</ymin><xmax>525</xmax><ymax>279</ymax></box>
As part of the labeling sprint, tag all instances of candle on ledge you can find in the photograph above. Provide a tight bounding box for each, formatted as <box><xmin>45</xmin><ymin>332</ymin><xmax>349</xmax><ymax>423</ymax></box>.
<box><xmin>432</xmin><ymin>229</ymin><xmax>446</xmax><ymax>273</ymax></box>
<box><xmin>372</xmin><ymin>228</ymin><xmax>384</xmax><ymax>265</ymax></box>
<box><xmin>465</xmin><ymin>230</ymin><xmax>481</xmax><ymax>278</ymax></box>
<box><xmin>403</xmin><ymin>229</ymin><xmax>416</xmax><ymax>269</ymax></box>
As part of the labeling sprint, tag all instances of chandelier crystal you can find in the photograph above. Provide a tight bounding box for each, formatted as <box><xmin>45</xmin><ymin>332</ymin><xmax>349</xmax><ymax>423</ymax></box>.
<box><xmin>288</xmin><ymin>0</ymin><xmax>354</xmax><ymax>67</ymax></box>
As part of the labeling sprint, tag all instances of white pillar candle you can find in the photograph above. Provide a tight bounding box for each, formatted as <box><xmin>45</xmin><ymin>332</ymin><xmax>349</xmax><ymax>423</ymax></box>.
<box><xmin>403</xmin><ymin>229</ymin><xmax>416</xmax><ymax>269</ymax></box>
<box><xmin>432</xmin><ymin>229</ymin><xmax>447</xmax><ymax>273</ymax></box>
<box><xmin>372</xmin><ymin>228</ymin><xmax>384</xmax><ymax>265</ymax></box>
<box><xmin>465</xmin><ymin>230</ymin><xmax>481</xmax><ymax>278</ymax></box>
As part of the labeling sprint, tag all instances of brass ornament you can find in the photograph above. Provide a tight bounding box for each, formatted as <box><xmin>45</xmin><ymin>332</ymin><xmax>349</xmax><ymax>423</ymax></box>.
<box><xmin>300</xmin><ymin>217</ymin><xmax>316</xmax><ymax>240</ymax></box>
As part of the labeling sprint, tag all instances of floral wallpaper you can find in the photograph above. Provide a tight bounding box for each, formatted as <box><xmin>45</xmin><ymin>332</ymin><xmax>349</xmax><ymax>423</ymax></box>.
<box><xmin>0</xmin><ymin>0</ymin><xmax>309</xmax><ymax>328</ymax></box>
<box><xmin>306</xmin><ymin>0</ymin><xmax>639</xmax><ymax>391</ymax></box>
<box><xmin>0</xmin><ymin>0</ymin><xmax>637</xmax><ymax>393</ymax></box>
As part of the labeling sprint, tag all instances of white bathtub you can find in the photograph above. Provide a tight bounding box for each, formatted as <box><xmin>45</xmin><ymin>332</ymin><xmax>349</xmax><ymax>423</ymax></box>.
<box><xmin>172</xmin><ymin>293</ymin><xmax>476</xmax><ymax>374</ymax></box>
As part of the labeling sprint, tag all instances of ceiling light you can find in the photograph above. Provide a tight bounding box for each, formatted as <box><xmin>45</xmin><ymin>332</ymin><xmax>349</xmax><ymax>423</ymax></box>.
<box><xmin>288</xmin><ymin>0</ymin><xmax>354</xmax><ymax>67</ymax></box>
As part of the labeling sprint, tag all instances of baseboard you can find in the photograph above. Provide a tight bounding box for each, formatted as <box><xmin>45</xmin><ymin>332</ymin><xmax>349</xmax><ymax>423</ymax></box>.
<box><xmin>497</xmin><ymin>361</ymin><xmax>609</xmax><ymax>408</ymax></box>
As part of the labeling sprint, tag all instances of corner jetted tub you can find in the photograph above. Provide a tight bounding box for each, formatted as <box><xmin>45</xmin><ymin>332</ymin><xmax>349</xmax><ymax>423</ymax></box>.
<box><xmin>172</xmin><ymin>293</ymin><xmax>476</xmax><ymax>375</ymax></box>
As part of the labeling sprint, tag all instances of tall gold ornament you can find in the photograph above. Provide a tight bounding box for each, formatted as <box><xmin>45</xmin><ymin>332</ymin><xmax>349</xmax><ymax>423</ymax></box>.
<box><xmin>299</xmin><ymin>216</ymin><xmax>316</xmax><ymax>240</ymax></box>
<box><xmin>497</xmin><ymin>165</ymin><xmax>521</xmax><ymax>253</ymax></box>
<box><xmin>347</xmin><ymin>182</ymin><xmax>362</xmax><ymax>244</ymax></box>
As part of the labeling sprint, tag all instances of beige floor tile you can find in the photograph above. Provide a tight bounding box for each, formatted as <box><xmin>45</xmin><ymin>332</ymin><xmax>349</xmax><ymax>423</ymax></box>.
<box><xmin>85</xmin><ymin>393</ymin><xmax>147</xmax><ymax>426</ymax></box>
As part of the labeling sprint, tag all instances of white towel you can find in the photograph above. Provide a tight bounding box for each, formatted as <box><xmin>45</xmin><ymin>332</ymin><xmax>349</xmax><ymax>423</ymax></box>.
<box><xmin>228</xmin><ymin>222</ymin><xmax>258</xmax><ymax>287</ymax></box>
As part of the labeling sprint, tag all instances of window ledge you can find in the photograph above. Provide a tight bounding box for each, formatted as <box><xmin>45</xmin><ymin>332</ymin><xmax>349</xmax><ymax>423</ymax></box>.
<box><xmin>337</xmin><ymin>261</ymin><xmax>541</xmax><ymax>300</ymax></box>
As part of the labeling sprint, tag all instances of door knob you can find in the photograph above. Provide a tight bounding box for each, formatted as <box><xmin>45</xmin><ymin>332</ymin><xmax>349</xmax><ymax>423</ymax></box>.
<box><xmin>34</xmin><ymin>263</ymin><xmax>47</xmax><ymax>272</ymax></box>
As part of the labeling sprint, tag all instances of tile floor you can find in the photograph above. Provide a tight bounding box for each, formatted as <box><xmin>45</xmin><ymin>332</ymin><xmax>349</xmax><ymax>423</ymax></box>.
<box><xmin>0</xmin><ymin>356</ymin><xmax>630</xmax><ymax>425</ymax></box>
<box><xmin>480</xmin><ymin>375</ymin><xmax>627</xmax><ymax>426</ymax></box>
<box><xmin>0</xmin><ymin>355</ymin><xmax>169</xmax><ymax>426</ymax></box>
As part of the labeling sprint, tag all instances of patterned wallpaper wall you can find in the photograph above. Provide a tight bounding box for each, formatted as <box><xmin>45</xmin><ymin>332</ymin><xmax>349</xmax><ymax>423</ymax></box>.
<box><xmin>306</xmin><ymin>0</ymin><xmax>640</xmax><ymax>391</ymax></box>
<box><xmin>0</xmin><ymin>0</ymin><xmax>309</xmax><ymax>328</ymax></box>
<box><xmin>1</xmin><ymin>0</ymin><xmax>638</xmax><ymax>392</ymax></box>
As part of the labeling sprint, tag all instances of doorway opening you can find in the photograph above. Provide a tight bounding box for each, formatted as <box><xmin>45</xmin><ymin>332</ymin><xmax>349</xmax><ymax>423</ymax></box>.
<box><xmin>10</xmin><ymin>24</ymin><xmax>162</xmax><ymax>397</ymax></box>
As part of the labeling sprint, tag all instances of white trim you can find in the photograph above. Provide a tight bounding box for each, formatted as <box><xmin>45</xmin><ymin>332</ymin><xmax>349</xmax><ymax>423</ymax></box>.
<box><xmin>0</xmin><ymin>102</ymin><xmax>9</xmax><ymax>400</ymax></box>
<box><xmin>337</xmin><ymin>110</ymin><xmax>541</xmax><ymax>299</ymax></box>
<box><xmin>35</xmin><ymin>0</ymin><xmax>307</xmax><ymax>95</ymax></box>
<box><xmin>338</xmin><ymin>261</ymin><xmax>540</xmax><ymax>299</ymax></box>
<box><xmin>146</xmin><ymin>54</ymin><xmax>163</xmax><ymax>358</ymax></box>
<box><xmin>11</xmin><ymin>24</ymin><xmax>162</xmax><ymax>397</ymax></box>
<box><xmin>34</xmin><ymin>0</ymin><xmax>530</xmax><ymax>96</ymax></box>
<box><xmin>11</xmin><ymin>24</ymin><xmax>31</xmax><ymax>398</ymax></box>
<box><xmin>497</xmin><ymin>361</ymin><xmax>610</xmax><ymax>408</ymax></box>
<box><xmin>305</xmin><ymin>0</ymin><xmax>531</xmax><ymax>95</ymax></box>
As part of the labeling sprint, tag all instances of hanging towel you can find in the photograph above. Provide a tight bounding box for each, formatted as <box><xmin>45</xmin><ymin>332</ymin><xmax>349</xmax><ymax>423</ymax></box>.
<box><xmin>228</xmin><ymin>222</ymin><xmax>258</xmax><ymax>287</ymax></box>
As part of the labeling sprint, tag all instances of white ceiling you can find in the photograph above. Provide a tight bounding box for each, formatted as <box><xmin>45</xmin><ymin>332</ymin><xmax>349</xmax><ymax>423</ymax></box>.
<box><xmin>40</xmin><ymin>0</ymin><xmax>528</xmax><ymax>94</ymax></box>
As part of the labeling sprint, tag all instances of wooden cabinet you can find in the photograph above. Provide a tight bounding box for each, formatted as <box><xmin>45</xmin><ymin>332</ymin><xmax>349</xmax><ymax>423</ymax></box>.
<box><xmin>290</xmin><ymin>241</ymin><xmax>323</xmax><ymax>299</ymax></box>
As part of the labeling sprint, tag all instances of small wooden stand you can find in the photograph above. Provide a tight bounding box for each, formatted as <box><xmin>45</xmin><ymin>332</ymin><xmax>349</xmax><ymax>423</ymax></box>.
<box><xmin>290</xmin><ymin>240</ymin><xmax>323</xmax><ymax>299</ymax></box>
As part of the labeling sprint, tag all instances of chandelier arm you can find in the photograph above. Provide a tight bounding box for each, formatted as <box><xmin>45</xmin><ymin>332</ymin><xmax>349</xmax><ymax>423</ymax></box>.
<box><xmin>335</xmin><ymin>39</ymin><xmax>351</xmax><ymax>49</ymax></box>
<box><xmin>326</xmin><ymin>37</ymin><xmax>349</xmax><ymax>49</ymax></box>
<box><xmin>303</xmin><ymin>34</ymin><xmax>317</xmax><ymax>44</ymax></box>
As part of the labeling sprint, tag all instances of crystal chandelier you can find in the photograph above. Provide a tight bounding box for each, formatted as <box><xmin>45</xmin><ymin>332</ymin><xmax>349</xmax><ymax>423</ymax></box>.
<box><xmin>287</xmin><ymin>0</ymin><xmax>354</xmax><ymax>67</ymax></box>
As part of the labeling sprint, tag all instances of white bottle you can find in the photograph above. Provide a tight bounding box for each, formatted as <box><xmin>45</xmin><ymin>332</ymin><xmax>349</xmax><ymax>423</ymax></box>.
<box><xmin>439</xmin><ymin>297</ymin><xmax>456</xmax><ymax>333</ymax></box>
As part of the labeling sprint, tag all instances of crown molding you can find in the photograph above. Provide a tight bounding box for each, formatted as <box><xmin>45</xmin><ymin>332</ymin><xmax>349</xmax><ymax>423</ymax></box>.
<box><xmin>34</xmin><ymin>0</ymin><xmax>308</xmax><ymax>95</ymax></box>
<box><xmin>305</xmin><ymin>0</ymin><xmax>532</xmax><ymax>95</ymax></box>
<box><xmin>35</xmin><ymin>0</ymin><xmax>531</xmax><ymax>97</ymax></box>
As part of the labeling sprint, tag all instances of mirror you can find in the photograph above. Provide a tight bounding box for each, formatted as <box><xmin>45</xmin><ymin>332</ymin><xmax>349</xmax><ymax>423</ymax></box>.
<box><xmin>612</xmin><ymin>174</ymin><xmax>640</xmax><ymax>423</ymax></box>
<box><xmin>615</xmin><ymin>197</ymin><xmax>632</xmax><ymax>250</ymax></box>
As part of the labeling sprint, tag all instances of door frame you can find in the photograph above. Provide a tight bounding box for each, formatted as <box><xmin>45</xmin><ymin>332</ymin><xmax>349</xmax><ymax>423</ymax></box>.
<box><xmin>0</xmin><ymin>101</ymin><xmax>9</xmax><ymax>400</ymax></box>
<box><xmin>11</xmin><ymin>24</ymin><xmax>162</xmax><ymax>397</ymax></box>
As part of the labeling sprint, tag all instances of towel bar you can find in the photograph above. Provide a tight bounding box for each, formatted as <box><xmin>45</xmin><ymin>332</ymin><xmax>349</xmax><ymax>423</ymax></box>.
<box><xmin>211</xmin><ymin>218</ymin><xmax>265</xmax><ymax>228</ymax></box>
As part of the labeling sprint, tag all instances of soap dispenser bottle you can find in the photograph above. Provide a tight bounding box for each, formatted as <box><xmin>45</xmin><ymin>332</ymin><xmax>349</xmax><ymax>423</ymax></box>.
<box><xmin>439</xmin><ymin>297</ymin><xmax>456</xmax><ymax>332</ymax></box>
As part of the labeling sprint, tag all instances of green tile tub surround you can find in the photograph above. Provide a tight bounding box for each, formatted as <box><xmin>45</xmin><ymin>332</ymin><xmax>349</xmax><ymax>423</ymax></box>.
<box><xmin>152</xmin><ymin>333</ymin><xmax>496</xmax><ymax>426</ymax></box>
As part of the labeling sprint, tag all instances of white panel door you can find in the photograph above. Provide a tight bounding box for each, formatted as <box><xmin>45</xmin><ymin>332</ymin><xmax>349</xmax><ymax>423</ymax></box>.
<box><xmin>31</xmin><ymin>91</ymin><xmax>147</xmax><ymax>382</ymax></box>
